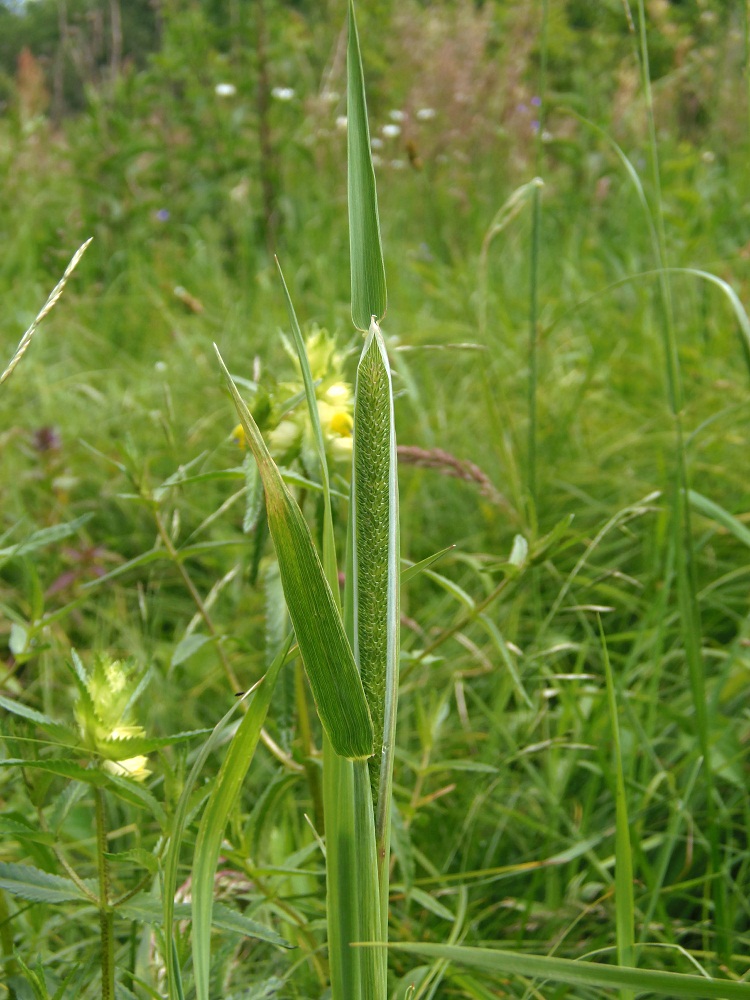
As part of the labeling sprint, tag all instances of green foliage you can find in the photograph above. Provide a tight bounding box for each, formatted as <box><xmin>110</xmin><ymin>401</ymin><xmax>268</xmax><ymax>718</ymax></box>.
<box><xmin>2</xmin><ymin>1</ymin><xmax>750</xmax><ymax>998</ymax></box>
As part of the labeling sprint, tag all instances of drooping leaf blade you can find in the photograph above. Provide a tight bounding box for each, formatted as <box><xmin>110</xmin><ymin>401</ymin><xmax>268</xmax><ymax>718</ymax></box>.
<box><xmin>388</xmin><ymin>943</ymin><xmax>750</xmax><ymax>1000</ymax></box>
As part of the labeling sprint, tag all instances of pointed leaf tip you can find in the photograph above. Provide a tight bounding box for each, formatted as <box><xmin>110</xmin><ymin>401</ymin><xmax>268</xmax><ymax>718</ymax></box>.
<box><xmin>347</xmin><ymin>0</ymin><xmax>387</xmax><ymax>332</ymax></box>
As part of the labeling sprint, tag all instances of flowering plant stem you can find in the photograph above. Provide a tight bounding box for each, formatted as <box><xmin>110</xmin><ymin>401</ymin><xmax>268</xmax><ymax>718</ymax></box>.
<box><xmin>94</xmin><ymin>784</ymin><xmax>115</xmax><ymax>1000</ymax></box>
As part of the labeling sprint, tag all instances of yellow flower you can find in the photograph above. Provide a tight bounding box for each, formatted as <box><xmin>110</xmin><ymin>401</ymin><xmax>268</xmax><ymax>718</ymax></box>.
<box><xmin>268</xmin><ymin>419</ymin><xmax>302</xmax><ymax>457</ymax></box>
<box><xmin>74</xmin><ymin>657</ymin><xmax>151</xmax><ymax>780</ymax></box>
<box><xmin>231</xmin><ymin>424</ymin><xmax>247</xmax><ymax>449</ymax></box>
<box><xmin>330</xmin><ymin>435</ymin><xmax>353</xmax><ymax>463</ymax></box>
<box><xmin>103</xmin><ymin>755</ymin><xmax>150</xmax><ymax>782</ymax></box>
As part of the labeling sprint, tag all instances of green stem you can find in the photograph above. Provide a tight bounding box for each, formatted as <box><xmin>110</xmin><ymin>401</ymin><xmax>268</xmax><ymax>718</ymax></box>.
<box><xmin>634</xmin><ymin>0</ymin><xmax>723</xmax><ymax>961</ymax></box>
<box><xmin>527</xmin><ymin>184</ymin><xmax>540</xmax><ymax>511</ymax></box>
<box><xmin>95</xmin><ymin>784</ymin><xmax>115</xmax><ymax>1000</ymax></box>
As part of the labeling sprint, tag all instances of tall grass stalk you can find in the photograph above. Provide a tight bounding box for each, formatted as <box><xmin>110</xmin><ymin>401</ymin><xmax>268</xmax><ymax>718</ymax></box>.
<box><xmin>202</xmin><ymin>7</ymin><xmax>397</xmax><ymax>997</ymax></box>
<box><xmin>632</xmin><ymin>0</ymin><xmax>725</xmax><ymax>959</ymax></box>
<box><xmin>600</xmin><ymin>618</ymin><xmax>635</xmax><ymax>1000</ymax></box>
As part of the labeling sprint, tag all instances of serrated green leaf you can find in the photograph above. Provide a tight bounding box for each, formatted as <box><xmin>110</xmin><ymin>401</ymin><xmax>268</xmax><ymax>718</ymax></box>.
<box><xmin>0</xmin><ymin>695</ymin><xmax>79</xmax><ymax>744</ymax></box>
<box><xmin>0</xmin><ymin>758</ymin><xmax>106</xmax><ymax>784</ymax></box>
<box><xmin>211</xmin><ymin>902</ymin><xmax>291</xmax><ymax>949</ymax></box>
<box><xmin>103</xmin><ymin>847</ymin><xmax>159</xmax><ymax>874</ymax></box>
<box><xmin>214</xmin><ymin>345</ymin><xmax>373</xmax><ymax>762</ymax></box>
<box><xmin>121</xmin><ymin>897</ymin><xmax>290</xmax><ymax>950</ymax></box>
<box><xmin>0</xmin><ymin>862</ymin><xmax>92</xmax><ymax>904</ymax></box>
<box><xmin>104</xmin><ymin>772</ymin><xmax>167</xmax><ymax>828</ymax></box>
<box><xmin>347</xmin><ymin>0</ymin><xmax>386</xmax><ymax>330</ymax></box>
<box><xmin>0</xmin><ymin>815</ymin><xmax>55</xmax><ymax>845</ymax></box>
<box><xmin>97</xmin><ymin>728</ymin><xmax>210</xmax><ymax>757</ymax></box>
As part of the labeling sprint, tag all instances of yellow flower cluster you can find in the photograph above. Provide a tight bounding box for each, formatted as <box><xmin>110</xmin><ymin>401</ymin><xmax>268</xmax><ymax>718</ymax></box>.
<box><xmin>75</xmin><ymin>657</ymin><xmax>150</xmax><ymax>781</ymax></box>
<box><xmin>230</xmin><ymin>328</ymin><xmax>354</xmax><ymax>466</ymax></box>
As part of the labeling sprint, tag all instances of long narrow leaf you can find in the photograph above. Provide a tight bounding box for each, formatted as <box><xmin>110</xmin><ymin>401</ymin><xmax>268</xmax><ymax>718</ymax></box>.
<box><xmin>0</xmin><ymin>862</ymin><xmax>93</xmax><ymax>904</ymax></box>
<box><xmin>600</xmin><ymin>619</ymin><xmax>635</xmax><ymax>995</ymax></box>
<box><xmin>275</xmin><ymin>259</ymin><xmax>339</xmax><ymax>592</ymax></box>
<box><xmin>347</xmin><ymin>0</ymin><xmax>386</xmax><ymax>331</ymax></box>
<box><xmin>388</xmin><ymin>943</ymin><xmax>750</xmax><ymax>999</ymax></box>
<box><xmin>192</xmin><ymin>635</ymin><xmax>292</xmax><ymax>1000</ymax></box>
<box><xmin>163</xmin><ymin>694</ymin><xmax>248</xmax><ymax>1000</ymax></box>
<box><xmin>215</xmin><ymin>345</ymin><xmax>373</xmax><ymax>761</ymax></box>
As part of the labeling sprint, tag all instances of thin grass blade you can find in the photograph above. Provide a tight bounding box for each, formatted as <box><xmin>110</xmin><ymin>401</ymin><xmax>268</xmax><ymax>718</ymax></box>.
<box><xmin>388</xmin><ymin>943</ymin><xmax>750</xmax><ymax>1000</ymax></box>
<box><xmin>275</xmin><ymin>259</ymin><xmax>339</xmax><ymax>592</ymax></box>
<box><xmin>600</xmin><ymin>618</ymin><xmax>635</xmax><ymax>999</ymax></box>
<box><xmin>192</xmin><ymin>635</ymin><xmax>293</xmax><ymax>1000</ymax></box>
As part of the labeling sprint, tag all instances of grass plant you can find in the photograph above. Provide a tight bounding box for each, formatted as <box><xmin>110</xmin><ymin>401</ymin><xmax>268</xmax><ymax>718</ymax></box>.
<box><xmin>1</xmin><ymin>1</ymin><xmax>750</xmax><ymax>998</ymax></box>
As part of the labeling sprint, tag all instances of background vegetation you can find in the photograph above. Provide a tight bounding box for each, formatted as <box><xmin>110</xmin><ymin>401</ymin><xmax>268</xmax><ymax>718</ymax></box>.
<box><xmin>2</xmin><ymin>0</ymin><xmax>750</xmax><ymax>997</ymax></box>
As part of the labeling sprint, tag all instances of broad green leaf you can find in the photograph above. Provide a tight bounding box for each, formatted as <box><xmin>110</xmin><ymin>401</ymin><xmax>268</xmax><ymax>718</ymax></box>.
<box><xmin>347</xmin><ymin>0</ymin><xmax>386</xmax><ymax>331</ymax></box>
<box><xmin>389</xmin><ymin>943</ymin><xmax>750</xmax><ymax>1000</ymax></box>
<box><xmin>0</xmin><ymin>862</ymin><xmax>94</xmax><ymax>904</ymax></box>
<box><xmin>215</xmin><ymin>345</ymin><xmax>373</xmax><ymax>761</ymax></box>
<box><xmin>192</xmin><ymin>636</ymin><xmax>293</xmax><ymax>1000</ymax></box>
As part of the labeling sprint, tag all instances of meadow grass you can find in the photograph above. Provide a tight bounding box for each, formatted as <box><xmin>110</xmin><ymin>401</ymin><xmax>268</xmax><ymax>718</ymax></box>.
<box><xmin>1</xmin><ymin>1</ymin><xmax>750</xmax><ymax>998</ymax></box>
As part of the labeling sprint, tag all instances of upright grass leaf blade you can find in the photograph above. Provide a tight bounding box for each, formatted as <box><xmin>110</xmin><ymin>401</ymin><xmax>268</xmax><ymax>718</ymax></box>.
<box><xmin>347</xmin><ymin>0</ymin><xmax>386</xmax><ymax>331</ymax></box>
<box><xmin>323</xmin><ymin>745</ymin><xmax>384</xmax><ymax>1000</ymax></box>
<box><xmin>600</xmin><ymin>619</ymin><xmax>635</xmax><ymax>1000</ymax></box>
<box><xmin>275</xmin><ymin>259</ymin><xmax>339</xmax><ymax>594</ymax></box>
<box><xmin>192</xmin><ymin>635</ymin><xmax>293</xmax><ymax>1000</ymax></box>
<box><xmin>388</xmin><ymin>944</ymin><xmax>750</xmax><ymax>1000</ymax></box>
<box><xmin>352</xmin><ymin>321</ymin><xmax>400</xmax><ymax>926</ymax></box>
<box><xmin>323</xmin><ymin>478</ymin><xmax>383</xmax><ymax>1000</ymax></box>
<box><xmin>215</xmin><ymin>346</ymin><xmax>373</xmax><ymax>761</ymax></box>
<box><xmin>163</xmin><ymin>693</ymin><xmax>248</xmax><ymax>1000</ymax></box>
